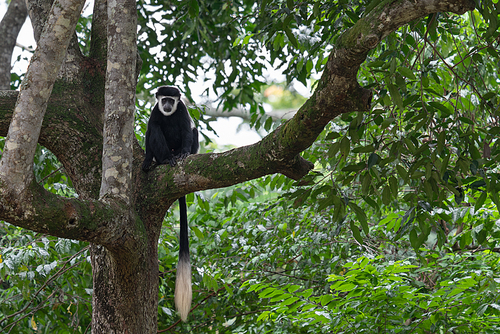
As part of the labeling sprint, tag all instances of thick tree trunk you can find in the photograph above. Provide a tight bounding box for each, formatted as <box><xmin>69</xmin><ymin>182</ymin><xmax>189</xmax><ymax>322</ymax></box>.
<box><xmin>91</xmin><ymin>241</ymin><xmax>159</xmax><ymax>333</ymax></box>
<box><xmin>89</xmin><ymin>196</ymin><xmax>165</xmax><ymax>332</ymax></box>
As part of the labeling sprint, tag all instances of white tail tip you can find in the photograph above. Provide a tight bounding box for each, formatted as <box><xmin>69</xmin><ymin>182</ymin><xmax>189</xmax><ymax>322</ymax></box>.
<box><xmin>174</xmin><ymin>258</ymin><xmax>192</xmax><ymax>321</ymax></box>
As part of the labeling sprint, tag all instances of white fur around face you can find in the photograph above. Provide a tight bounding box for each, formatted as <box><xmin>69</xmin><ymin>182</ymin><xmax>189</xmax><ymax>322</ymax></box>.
<box><xmin>157</xmin><ymin>95</ymin><xmax>179</xmax><ymax>116</ymax></box>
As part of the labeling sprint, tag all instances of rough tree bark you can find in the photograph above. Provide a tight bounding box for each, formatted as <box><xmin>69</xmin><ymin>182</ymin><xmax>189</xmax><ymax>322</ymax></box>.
<box><xmin>0</xmin><ymin>0</ymin><xmax>476</xmax><ymax>332</ymax></box>
<box><xmin>91</xmin><ymin>0</ymin><xmax>158</xmax><ymax>331</ymax></box>
<box><xmin>0</xmin><ymin>0</ymin><xmax>27</xmax><ymax>89</ymax></box>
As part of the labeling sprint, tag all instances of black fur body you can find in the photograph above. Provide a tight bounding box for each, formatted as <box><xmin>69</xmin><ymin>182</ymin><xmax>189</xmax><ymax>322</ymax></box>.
<box><xmin>142</xmin><ymin>86</ymin><xmax>198</xmax><ymax>322</ymax></box>
<box><xmin>142</xmin><ymin>86</ymin><xmax>199</xmax><ymax>171</ymax></box>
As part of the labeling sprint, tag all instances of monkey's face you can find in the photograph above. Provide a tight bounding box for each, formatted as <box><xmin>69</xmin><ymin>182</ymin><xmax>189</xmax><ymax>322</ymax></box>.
<box><xmin>158</xmin><ymin>95</ymin><xmax>179</xmax><ymax>116</ymax></box>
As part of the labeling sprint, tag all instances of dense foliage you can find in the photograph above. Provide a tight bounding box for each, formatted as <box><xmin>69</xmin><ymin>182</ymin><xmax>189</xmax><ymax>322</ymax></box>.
<box><xmin>1</xmin><ymin>0</ymin><xmax>500</xmax><ymax>332</ymax></box>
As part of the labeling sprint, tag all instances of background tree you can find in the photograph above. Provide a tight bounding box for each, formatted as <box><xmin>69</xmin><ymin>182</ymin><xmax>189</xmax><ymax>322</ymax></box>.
<box><xmin>1</xmin><ymin>0</ymin><xmax>500</xmax><ymax>333</ymax></box>
<box><xmin>0</xmin><ymin>0</ymin><xmax>27</xmax><ymax>90</ymax></box>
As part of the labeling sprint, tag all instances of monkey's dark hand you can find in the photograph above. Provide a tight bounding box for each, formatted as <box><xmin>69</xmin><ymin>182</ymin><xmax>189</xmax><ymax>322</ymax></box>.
<box><xmin>142</xmin><ymin>160</ymin><xmax>152</xmax><ymax>172</ymax></box>
<box><xmin>176</xmin><ymin>152</ymin><xmax>190</xmax><ymax>161</ymax></box>
<box><xmin>142</xmin><ymin>160</ymin><xmax>160</xmax><ymax>172</ymax></box>
<box><xmin>167</xmin><ymin>157</ymin><xmax>177</xmax><ymax>167</ymax></box>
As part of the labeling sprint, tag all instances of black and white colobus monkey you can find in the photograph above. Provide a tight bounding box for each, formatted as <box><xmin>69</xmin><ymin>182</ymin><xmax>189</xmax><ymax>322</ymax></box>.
<box><xmin>142</xmin><ymin>85</ymin><xmax>199</xmax><ymax>170</ymax></box>
<box><xmin>142</xmin><ymin>86</ymin><xmax>199</xmax><ymax>322</ymax></box>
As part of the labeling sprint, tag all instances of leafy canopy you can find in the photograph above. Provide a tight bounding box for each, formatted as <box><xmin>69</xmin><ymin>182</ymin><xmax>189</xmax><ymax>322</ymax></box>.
<box><xmin>1</xmin><ymin>0</ymin><xmax>500</xmax><ymax>333</ymax></box>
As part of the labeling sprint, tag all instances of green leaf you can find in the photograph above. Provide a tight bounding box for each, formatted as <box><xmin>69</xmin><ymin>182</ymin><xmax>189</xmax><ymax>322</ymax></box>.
<box><xmin>397</xmin><ymin>67</ymin><xmax>417</xmax><ymax>80</ymax></box>
<box><xmin>257</xmin><ymin>311</ymin><xmax>270</xmax><ymax>322</ymax></box>
<box><xmin>320</xmin><ymin>294</ymin><xmax>334</xmax><ymax>306</ymax></box>
<box><xmin>367</xmin><ymin>153</ymin><xmax>380</xmax><ymax>169</ymax></box>
<box><xmin>306</xmin><ymin>60</ymin><xmax>313</xmax><ymax>74</ymax></box>
<box><xmin>224</xmin><ymin>283</ymin><xmax>234</xmax><ymax>296</ymax></box>
<box><xmin>470</xmin><ymin>161</ymin><xmax>478</xmax><ymax>175</ymax></box>
<box><xmin>382</xmin><ymin>186</ymin><xmax>392</xmax><ymax>205</ymax></box>
<box><xmin>474</xmin><ymin>191</ymin><xmax>487</xmax><ymax>212</ymax></box>
<box><xmin>264</xmin><ymin>116</ymin><xmax>273</xmax><ymax>131</ymax></box>
<box><xmin>191</xmin><ymin>226</ymin><xmax>204</xmax><ymax>240</ymax></box>
<box><xmin>476</xmin><ymin>229</ymin><xmax>487</xmax><ymax>244</ymax></box>
<box><xmin>403</xmin><ymin>138</ymin><xmax>415</xmax><ymax>153</ymax></box>
<box><xmin>455</xmin><ymin>187</ymin><xmax>464</xmax><ymax>204</ymax></box>
<box><xmin>389</xmin><ymin>176</ymin><xmax>398</xmax><ymax>197</ymax></box>
<box><xmin>340</xmin><ymin>136</ymin><xmax>350</xmax><ymax>157</ymax></box>
<box><xmin>284</xmin><ymin>13</ymin><xmax>294</xmax><ymax>27</ymax></box>
<box><xmin>284</xmin><ymin>27</ymin><xmax>298</xmax><ymax>48</ymax></box>
<box><xmin>352</xmin><ymin>144</ymin><xmax>375</xmax><ymax>153</ymax></box>
<box><xmin>280</xmin><ymin>296</ymin><xmax>299</xmax><ymax>306</ymax></box>
<box><xmin>342</xmin><ymin>162</ymin><xmax>366</xmax><ymax>172</ymax></box>
<box><xmin>326</xmin><ymin>132</ymin><xmax>341</xmax><ymax>140</ymax></box>
<box><xmin>188</xmin><ymin>0</ymin><xmax>199</xmax><ymax>17</ymax></box>
<box><xmin>380</xmin><ymin>117</ymin><xmax>396</xmax><ymax>129</ymax></box>
<box><xmin>328</xmin><ymin>142</ymin><xmax>340</xmax><ymax>158</ymax></box>
<box><xmin>429</xmin><ymin>102</ymin><xmax>452</xmax><ymax>117</ymax></box>
<box><xmin>409</xmin><ymin>229</ymin><xmax>419</xmax><ymax>250</ymax></box>
<box><xmin>363</xmin><ymin>195</ymin><xmax>379</xmax><ymax>211</ymax></box>
<box><xmin>437</xmin><ymin>131</ymin><xmax>446</xmax><ymax>154</ymax></box>
<box><xmin>483</xmin><ymin>91</ymin><xmax>496</xmax><ymax>100</ymax></box>
<box><xmin>361</xmin><ymin>172</ymin><xmax>372</xmax><ymax>195</ymax></box>
<box><xmin>348</xmin><ymin>202</ymin><xmax>368</xmax><ymax>234</ymax></box>
<box><xmin>396</xmin><ymin>165</ymin><xmax>409</xmax><ymax>183</ymax></box>
<box><xmin>491</xmin><ymin>192</ymin><xmax>500</xmax><ymax>212</ymax></box>
<box><xmin>350</xmin><ymin>220</ymin><xmax>363</xmax><ymax>244</ymax></box>
<box><xmin>259</xmin><ymin>287</ymin><xmax>281</xmax><ymax>298</ymax></box>
<box><xmin>387</xmin><ymin>84</ymin><xmax>404</xmax><ymax>111</ymax></box>
<box><xmin>440</xmin><ymin>154</ymin><xmax>450</xmax><ymax>176</ymax></box>
<box><xmin>242</xmin><ymin>34</ymin><xmax>253</xmax><ymax>46</ymax></box>
<box><xmin>313</xmin><ymin>2</ymin><xmax>320</xmax><ymax>17</ymax></box>
<box><xmin>300</xmin><ymin>288</ymin><xmax>313</xmax><ymax>299</ymax></box>
<box><xmin>367</xmin><ymin>60</ymin><xmax>385</xmax><ymax>68</ymax></box>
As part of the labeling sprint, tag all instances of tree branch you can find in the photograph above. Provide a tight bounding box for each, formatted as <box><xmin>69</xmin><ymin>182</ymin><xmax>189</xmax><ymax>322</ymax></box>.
<box><xmin>25</xmin><ymin>0</ymin><xmax>53</xmax><ymax>43</ymax></box>
<box><xmin>90</xmin><ymin>0</ymin><xmax>107</xmax><ymax>62</ymax></box>
<box><xmin>0</xmin><ymin>0</ymin><xmax>27</xmax><ymax>89</ymax></box>
<box><xmin>99</xmin><ymin>0</ymin><xmax>137</xmax><ymax>204</ymax></box>
<box><xmin>0</xmin><ymin>178</ymin><xmax>125</xmax><ymax>243</ymax></box>
<box><xmin>366</xmin><ymin>0</ymin><xmax>475</xmax><ymax>40</ymax></box>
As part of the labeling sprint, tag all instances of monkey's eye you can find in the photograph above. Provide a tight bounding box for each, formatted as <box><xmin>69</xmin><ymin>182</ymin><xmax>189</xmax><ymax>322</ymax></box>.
<box><xmin>162</xmin><ymin>97</ymin><xmax>174</xmax><ymax>105</ymax></box>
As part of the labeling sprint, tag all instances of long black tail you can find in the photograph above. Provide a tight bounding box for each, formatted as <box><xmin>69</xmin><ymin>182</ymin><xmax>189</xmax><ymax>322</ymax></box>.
<box><xmin>174</xmin><ymin>196</ymin><xmax>192</xmax><ymax>322</ymax></box>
